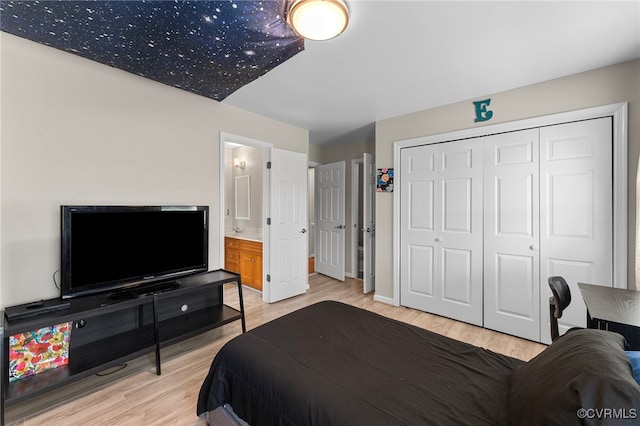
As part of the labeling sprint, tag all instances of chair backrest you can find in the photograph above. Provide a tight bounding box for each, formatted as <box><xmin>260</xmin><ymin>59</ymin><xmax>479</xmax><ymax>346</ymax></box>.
<box><xmin>548</xmin><ymin>276</ymin><xmax>572</xmax><ymax>341</ymax></box>
<box><xmin>548</xmin><ymin>276</ymin><xmax>572</xmax><ymax>318</ymax></box>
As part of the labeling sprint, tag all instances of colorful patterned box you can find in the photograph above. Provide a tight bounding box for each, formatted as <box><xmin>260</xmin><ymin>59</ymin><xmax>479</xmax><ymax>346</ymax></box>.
<box><xmin>9</xmin><ymin>322</ymin><xmax>72</xmax><ymax>382</ymax></box>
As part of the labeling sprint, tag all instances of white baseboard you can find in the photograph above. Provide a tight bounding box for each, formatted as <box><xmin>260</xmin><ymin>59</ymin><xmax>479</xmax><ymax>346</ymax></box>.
<box><xmin>373</xmin><ymin>294</ymin><xmax>394</xmax><ymax>306</ymax></box>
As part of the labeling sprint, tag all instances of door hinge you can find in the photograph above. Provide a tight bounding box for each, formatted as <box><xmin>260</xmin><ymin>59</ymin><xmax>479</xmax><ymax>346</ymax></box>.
<box><xmin>266</xmin><ymin>161</ymin><xmax>272</xmax><ymax>169</ymax></box>
<box><xmin>266</xmin><ymin>274</ymin><xmax>271</xmax><ymax>282</ymax></box>
<box><xmin>267</xmin><ymin>217</ymin><xmax>271</xmax><ymax>225</ymax></box>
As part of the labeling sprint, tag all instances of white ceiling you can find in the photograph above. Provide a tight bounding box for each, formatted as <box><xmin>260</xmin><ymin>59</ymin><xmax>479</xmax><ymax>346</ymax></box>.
<box><xmin>224</xmin><ymin>0</ymin><xmax>640</xmax><ymax>146</ymax></box>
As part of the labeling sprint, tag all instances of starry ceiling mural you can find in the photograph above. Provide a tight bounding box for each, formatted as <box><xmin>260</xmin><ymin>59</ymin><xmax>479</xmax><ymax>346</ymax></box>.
<box><xmin>0</xmin><ymin>0</ymin><xmax>304</xmax><ymax>100</ymax></box>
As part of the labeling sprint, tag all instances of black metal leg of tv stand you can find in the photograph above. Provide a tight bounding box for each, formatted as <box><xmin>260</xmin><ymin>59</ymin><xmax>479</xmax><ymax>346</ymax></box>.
<box><xmin>1</xmin><ymin>326</ymin><xmax>5</xmax><ymax>426</ymax></box>
<box><xmin>153</xmin><ymin>294</ymin><xmax>161</xmax><ymax>375</ymax></box>
<box><xmin>236</xmin><ymin>279</ymin><xmax>246</xmax><ymax>333</ymax></box>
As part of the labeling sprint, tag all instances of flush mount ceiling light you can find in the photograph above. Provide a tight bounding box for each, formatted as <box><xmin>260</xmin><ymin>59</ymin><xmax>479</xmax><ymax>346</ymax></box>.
<box><xmin>287</xmin><ymin>0</ymin><xmax>349</xmax><ymax>41</ymax></box>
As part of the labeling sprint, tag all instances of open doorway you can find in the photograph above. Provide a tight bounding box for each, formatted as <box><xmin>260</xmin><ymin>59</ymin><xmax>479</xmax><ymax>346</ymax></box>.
<box><xmin>351</xmin><ymin>153</ymin><xmax>375</xmax><ymax>293</ymax></box>
<box><xmin>312</xmin><ymin>155</ymin><xmax>375</xmax><ymax>289</ymax></box>
<box><xmin>351</xmin><ymin>158</ymin><xmax>364</xmax><ymax>279</ymax></box>
<box><xmin>219</xmin><ymin>132</ymin><xmax>309</xmax><ymax>303</ymax></box>
<box><xmin>307</xmin><ymin>163</ymin><xmax>319</xmax><ymax>274</ymax></box>
<box><xmin>222</xmin><ymin>139</ymin><xmax>266</xmax><ymax>293</ymax></box>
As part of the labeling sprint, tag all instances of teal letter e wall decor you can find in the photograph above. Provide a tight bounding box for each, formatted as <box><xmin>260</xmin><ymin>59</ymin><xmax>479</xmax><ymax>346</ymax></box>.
<box><xmin>473</xmin><ymin>99</ymin><xmax>493</xmax><ymax>122</ymax></box>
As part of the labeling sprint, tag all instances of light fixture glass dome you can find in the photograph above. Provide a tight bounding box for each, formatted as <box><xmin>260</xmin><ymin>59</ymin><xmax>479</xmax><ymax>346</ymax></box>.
<box><xmin>287</xmin><ymin>0</ymin><xmax>349</xmax><ymax>41</ymax></box>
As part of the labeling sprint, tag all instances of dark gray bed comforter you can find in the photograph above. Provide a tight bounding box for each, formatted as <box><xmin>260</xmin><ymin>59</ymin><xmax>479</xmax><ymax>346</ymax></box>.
<box><xmin>197</xmin><ymin>301</ymin><xmax>523</xmax><ymax>425</ymax></box>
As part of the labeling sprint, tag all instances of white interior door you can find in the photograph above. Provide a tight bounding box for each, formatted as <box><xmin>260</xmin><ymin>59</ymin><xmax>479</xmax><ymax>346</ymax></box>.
<box><xmin>400</xmin><ymin>140</ymin><xmax>483</xmax><ymax>326</ymax></box>
<box><xmin>316</xmin><ymin>161</ymin><xmax>346</xmax><ymax>281</ymax></box>
<box><xmin>539</xmin><ymin>117</ymin><xmax>613</xmax><ymax>343</ymax></box>
<box><xmin>265</xmin><ymin>148</ymin><xmax>308</xmax><ymax>303</ymax></box>
<box><xmin>363</xmin><ymin>153</ymin><xmax>375</xmax><ymax>293</ymax></box>
<box><xmin>483</xmin><ymin>129</ymin><xmax>541</xmax><ymax>341</ymax></box>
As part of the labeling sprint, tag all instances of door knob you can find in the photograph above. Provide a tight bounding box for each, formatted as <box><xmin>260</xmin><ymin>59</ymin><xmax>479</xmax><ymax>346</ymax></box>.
<box><xmin>335</xmin><ymin>225</ymin><xmax>344</xmax><ymax>229</ymax></box>
<box><xmin>435</xmin><ymin>237</ymin><xmax>442</xmax><ymax>242</ymax></box>
<box><xmin>301</xmin><ymin>228</ymin><xmax>307</xmax><ymax>233</ymax></box>
<box><xmin>530</xmin><ymin>245</ymin><xmax>537</xmax><ymax>250</ymax></box>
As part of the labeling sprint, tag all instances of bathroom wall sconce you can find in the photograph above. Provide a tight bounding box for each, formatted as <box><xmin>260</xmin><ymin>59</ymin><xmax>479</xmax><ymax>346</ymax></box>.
<box><xmin>234</xmin><ymin>158</ymin><xmax>246</xmax><ymax>169</ymax></box>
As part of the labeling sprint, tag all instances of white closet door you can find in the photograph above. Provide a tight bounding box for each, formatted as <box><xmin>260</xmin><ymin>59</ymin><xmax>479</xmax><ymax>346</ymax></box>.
<box><xmin>483</xmin><ymin>129</ymin><xmax>541</xmax><ymax>341</ymax></box>
<box><xmin>400</xmin><ymin>140</ymin><xmax>483</xmax><ymax>326</ymax></box>
<box><xmin>539</xmin><ymin>117</ymin><xmax>613</xmax><ymax>343</ymax></box>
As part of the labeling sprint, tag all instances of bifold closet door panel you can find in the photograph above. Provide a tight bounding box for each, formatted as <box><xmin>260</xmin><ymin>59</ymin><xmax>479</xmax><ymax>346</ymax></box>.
<box><xmin>483</xmin><ymin>129</ymin><xmax>541</xmax><ymax>341</ymax></box>
<box><xmin>538</xmin><ymin>117</ymin><xmax>613</xmax><ymax>343</ymax></box>
<box><xmin>400</xmin><ymin>140</ymin><xmax>483</xmax><ymax>326</ymax></box>
<box><xmin>400</xmin><ymin>145</ymin><xmax>437</xmax><ymax>313</ymax></box>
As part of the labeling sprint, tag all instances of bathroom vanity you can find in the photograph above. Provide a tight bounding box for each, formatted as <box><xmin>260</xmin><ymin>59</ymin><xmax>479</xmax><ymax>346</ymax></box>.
<box><xmin>225</xmin><ymin>236</ymin><xmax>263</xmax><ymax>291</ymax></box>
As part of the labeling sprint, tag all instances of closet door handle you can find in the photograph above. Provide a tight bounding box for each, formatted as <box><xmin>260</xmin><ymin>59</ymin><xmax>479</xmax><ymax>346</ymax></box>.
<box><xmin>530</xmin><ymin>245</ymin><xmax>537</xmax><ymax>251</ymax></box>
<box><xmin>435</xmin><ymin>237</ymin><xmax>442</xmax><ymax>243</ymax></box>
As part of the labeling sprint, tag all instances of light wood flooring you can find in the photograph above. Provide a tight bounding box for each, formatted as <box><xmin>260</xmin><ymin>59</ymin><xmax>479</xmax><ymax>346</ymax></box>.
<box><xmin>5</xmin><ymin>274</ymin><xmax>546</xmax><ymax>425</ymax></box>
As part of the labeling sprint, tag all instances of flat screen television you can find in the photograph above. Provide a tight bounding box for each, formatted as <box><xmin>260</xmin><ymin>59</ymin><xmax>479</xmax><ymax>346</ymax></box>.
<box><xmin>60</xmin><ymin>205</ymin><xmax>209</xmax><ymax>299</ymax></box>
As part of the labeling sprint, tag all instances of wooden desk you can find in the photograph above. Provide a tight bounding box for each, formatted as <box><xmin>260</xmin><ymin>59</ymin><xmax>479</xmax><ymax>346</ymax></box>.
<box><xmin>578</xmin><ymin>282</ymin><xmax>640</xmax><ymax>349</ymax></box>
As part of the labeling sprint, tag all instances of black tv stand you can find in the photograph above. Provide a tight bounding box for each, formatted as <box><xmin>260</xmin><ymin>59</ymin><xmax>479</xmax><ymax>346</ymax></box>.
<box><xmin>1</xmin><ymin>270</ymin><xmax>244</xmax><ymax>424</ymax></box>
<box><xmin>4</xmin><ymin>299</ymin><xmax>71</xmax><ymax>321</ymax></box>
<box><xmin>107</xmin><ymin>280</ymin><xmax>181</xmax><ymax>300</ymax></box>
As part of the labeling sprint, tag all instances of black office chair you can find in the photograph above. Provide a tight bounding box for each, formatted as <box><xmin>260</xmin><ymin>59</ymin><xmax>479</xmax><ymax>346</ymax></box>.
<box><xmin>548</xmin><ymin>276</ymin><xmax>572</xmax><ymax>341</ymax></box>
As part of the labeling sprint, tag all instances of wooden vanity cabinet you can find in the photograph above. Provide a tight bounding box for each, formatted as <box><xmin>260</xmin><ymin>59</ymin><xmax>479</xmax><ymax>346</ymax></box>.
<box><xmin>225</xmin><ymin>237</ymin><xmax>240</xmax><ymax>273</ymax></box>
<box><xmin>225</xmin><ymin>237</ymin><xmax>263</xmax><ymax>291</ymax></box>
<box><xmin>239</xmin><ymin>240</ymin><xmax>263</xmax><ymax>291</ymax></box>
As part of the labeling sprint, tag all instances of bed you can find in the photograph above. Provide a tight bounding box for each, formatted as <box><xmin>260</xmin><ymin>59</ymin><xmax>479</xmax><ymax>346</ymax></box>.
<box><xmin>197</xmin><ymin>301</ymin><xmax>640</xmax><ymax>425</ymax></box>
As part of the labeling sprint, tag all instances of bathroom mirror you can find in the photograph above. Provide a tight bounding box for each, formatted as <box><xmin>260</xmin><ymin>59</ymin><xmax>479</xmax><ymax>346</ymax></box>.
<box><xmin>235</xmin><ymin>175</ymin><xmax>251</xmax><ymax>220</ymax></box>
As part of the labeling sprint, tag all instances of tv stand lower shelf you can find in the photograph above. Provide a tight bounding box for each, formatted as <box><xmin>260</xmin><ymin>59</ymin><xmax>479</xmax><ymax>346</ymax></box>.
<box><xmin>1</xmin><ymin>270</ymin><xmax>244</xmax><ymax>423</ymax></box>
